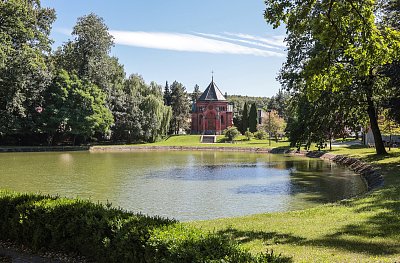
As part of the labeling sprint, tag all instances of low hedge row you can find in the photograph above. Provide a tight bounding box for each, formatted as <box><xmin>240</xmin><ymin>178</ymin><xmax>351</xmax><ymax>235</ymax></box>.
<box><xmin>0</xmin><ymin>191</ymin><xmax>291</xmax><ymax>262</ymax></box>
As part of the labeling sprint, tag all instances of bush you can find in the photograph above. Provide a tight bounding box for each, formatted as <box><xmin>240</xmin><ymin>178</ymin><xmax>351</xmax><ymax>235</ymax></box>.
<box><xmin>0</xmin><ymin>191</ymin><xmax>291</xmax><ymax>262</ymax></box>
<box><xmin>223</xmin><ymin>126</ymin><xmax>240</xmax><ymax>142</ymax></box>
<box><xmin>244</xmin><ymin>129</ymin><xmax>253</xmax><ymax>141</ymax></box>
<box><xmin>254</xmin><ymin>130</ymin><xmax>267</xmax><ymax>140</ymax></box>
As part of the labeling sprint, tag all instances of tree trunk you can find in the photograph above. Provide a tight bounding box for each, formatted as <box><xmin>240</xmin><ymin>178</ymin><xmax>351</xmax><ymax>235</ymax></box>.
<box><xmin>367</xmin><ymin>97</ymin><xmax>387</xmax><ymax>155</ymax></box>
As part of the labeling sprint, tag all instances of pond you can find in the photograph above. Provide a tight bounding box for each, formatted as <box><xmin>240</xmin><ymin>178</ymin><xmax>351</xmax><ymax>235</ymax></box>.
<box><xmin>0</xmin><ymin>151</ymin><xmax>366</xmax><ymax>221</ymax></box>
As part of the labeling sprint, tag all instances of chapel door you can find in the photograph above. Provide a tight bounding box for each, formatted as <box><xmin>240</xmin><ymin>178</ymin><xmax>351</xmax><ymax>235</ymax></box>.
<box><xmin>207</xmin><ymin>113</ymin><xmax>215</xmax><ymax>131</ymax></box>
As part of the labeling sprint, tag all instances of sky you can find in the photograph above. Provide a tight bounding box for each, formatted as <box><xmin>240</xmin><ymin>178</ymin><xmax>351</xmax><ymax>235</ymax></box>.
<box><xmin>41</xmin><ymin>0</ymin><xmax>287</xmax><ymax>97</ymax></box>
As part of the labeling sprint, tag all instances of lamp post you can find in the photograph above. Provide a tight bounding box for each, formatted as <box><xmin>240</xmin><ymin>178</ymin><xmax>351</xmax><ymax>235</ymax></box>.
<box><xmin>267</xmin><ymin>109</ymin><xmax>272</xmax><ymax>146</ymax></box>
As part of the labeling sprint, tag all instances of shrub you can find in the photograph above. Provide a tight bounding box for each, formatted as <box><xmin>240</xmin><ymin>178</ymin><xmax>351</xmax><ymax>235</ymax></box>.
<box><xmin>254</xmin><ymin>130</ymin><xmax>267</xmax><ymax>140</ymax></box>
<box><xmin>244</xmin><ymin>129</ymin><xmax>253</xmax><ymax>141</ymax></box>
<box><xmin>223</xmin><ymin>126</ymin><xmax>240</xmax><ymax>142</ymax></box>
<box><xmin>0</xmin><ymin>191</ymin><xmax>291</xmax><ymax>262</ymax></box>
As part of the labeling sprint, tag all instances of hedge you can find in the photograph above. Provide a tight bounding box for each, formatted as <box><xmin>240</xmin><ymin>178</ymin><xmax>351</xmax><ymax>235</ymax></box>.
<box><xmin>0</xmin><ymin>191</ymin><xmax>291</xmax><ymax>262</ymax></box>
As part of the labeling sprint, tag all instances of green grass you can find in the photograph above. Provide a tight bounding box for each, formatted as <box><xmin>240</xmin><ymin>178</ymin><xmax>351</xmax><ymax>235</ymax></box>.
<box><xmin>105</xmin><ymin>135</ymin><xmax>291</xmax><ymax>149</ymax></box>
<box><xmin>188</xmin><ymin>145</ymin><xmax>400</xmax><ymax>262</ymax></box>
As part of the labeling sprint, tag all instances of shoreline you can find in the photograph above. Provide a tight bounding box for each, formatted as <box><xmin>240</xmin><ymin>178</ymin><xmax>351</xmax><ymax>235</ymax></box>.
<box><xmin>0</xmin><ymin>144</ymin><xmax>382</xmax><ymax>191</ymax></box>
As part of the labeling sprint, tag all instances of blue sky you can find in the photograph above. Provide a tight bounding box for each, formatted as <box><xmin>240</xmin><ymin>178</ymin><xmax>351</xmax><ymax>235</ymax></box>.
<box><xmin>41</xmin><ymin>0</ymin><xmax>287</xmax><ymax>97</ymax></box>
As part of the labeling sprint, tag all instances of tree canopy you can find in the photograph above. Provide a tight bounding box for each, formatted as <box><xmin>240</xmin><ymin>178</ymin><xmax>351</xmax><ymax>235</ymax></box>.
<box><xmin>265</xmin><ymin>0</ymin><xmax>400</xmax><ymax>154</ymax></box>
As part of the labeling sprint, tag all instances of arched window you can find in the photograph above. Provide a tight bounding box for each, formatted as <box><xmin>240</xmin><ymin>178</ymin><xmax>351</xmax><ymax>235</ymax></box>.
<box><xmin>221</xmin><ymin>115</ymin><xmax>224</xmax><ymax>125</ymax></box>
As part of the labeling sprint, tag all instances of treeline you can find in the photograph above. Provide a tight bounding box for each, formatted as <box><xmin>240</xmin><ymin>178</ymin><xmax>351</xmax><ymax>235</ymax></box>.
<box><xmin>264</xmin><ymin>0</ymin><xmax>400</xmax><ymax>154</ymax></box>
<box><xmin>0</xmin><ymin>1</ymin><xmax>191</xmax><ymax>146</ymax></box>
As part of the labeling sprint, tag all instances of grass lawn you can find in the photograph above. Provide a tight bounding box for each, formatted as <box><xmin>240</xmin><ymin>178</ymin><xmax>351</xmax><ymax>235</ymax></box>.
<box><xmin>127</xmin><ymin>134</ymin><xmax>291</xmax><ymax>149</ymax></box>
<box><xmin>187</xmin><ymin>145</ymin><xmax>400</xmax><ymax>262</ymax></box>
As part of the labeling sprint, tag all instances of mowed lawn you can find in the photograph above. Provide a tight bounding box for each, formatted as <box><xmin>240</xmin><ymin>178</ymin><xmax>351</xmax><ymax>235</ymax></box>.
<box><xmin>133</xmin><ymin>134</ymin><xmax>291</xmax><ymax>148</ymax></box>
<box><xmin>188</xmin><ymin>146</ymin><xmax>400</xmax><ymax>262</ymax></box>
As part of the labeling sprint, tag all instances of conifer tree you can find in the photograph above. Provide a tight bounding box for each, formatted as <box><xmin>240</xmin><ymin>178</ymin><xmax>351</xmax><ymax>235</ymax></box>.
<box><xmin>241</xmin><ymin>102</ymin><xmax>249</xmax><ymax>134</ymax></box>
<box><xmin>249</xmin><ymin>103</ymin><xmax>258</xmax><ymax>133</ymax></box>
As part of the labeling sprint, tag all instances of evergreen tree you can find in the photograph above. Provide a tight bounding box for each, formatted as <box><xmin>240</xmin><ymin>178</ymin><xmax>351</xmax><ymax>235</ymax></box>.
<box><xmin>163</xmin><ymin>81</ymin><xmax>171</xmax><ymax>106</ymax></box>
<box><xmin>191</xmin><ymin>84</ymin><xmax>201</xmax><ymax>102</ymax></box>
<box><xmin>241</xmin><ymin>102</ymin><xmax>249</xmax><ymax>134</ymax></box>
<box><xmin>249</xmin><ymin>103</ymin><xmax>258</xmax><ymax>133</ymax></box>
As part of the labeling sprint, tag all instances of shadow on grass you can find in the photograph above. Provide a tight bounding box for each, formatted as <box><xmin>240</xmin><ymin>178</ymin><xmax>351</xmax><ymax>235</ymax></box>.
<box><xmin>307</xmin><ymin>185</ymin><xmax>400</xmax><ymax>256</ymax></box>
<box><xmin>217</xmin><ymin>227</ymin><xmax>306</xmax><ymax>245</ymax></box>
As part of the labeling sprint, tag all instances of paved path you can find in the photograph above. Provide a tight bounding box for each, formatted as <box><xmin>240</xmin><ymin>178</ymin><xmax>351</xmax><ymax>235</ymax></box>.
<box><xmin>0</xmin><ymin>247</ymin><xmax>61</xmax><ymax>263</ymax></box>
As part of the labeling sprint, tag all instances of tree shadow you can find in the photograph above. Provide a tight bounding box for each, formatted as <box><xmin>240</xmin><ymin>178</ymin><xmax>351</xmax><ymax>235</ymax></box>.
<box><xmin>217</xmin><ymin>227</ymin><xmax>306</xmax><ymax>245</ymax></box>
<box><xmin>306</xmin><ymin>185</ymin><xmax>400</xmax><ymax>256</ymax></box>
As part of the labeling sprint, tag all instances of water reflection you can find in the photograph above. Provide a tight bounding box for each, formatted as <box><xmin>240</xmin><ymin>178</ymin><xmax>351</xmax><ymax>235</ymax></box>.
<box><xmin>0</xmin><ymin>151</ymin><xmax>366</xmax><ymax>221</ymax></box>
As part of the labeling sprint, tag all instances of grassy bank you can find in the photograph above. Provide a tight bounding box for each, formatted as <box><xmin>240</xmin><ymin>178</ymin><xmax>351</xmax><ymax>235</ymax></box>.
<box><xmin>189</xmin><ymin>146</ymin><xmax>400</xmax><ymax>262</ymax></box>
<box><xmin>96</xmin><ymin>135</ymin><xmax>291</xmax><ymax>149</ymax></box>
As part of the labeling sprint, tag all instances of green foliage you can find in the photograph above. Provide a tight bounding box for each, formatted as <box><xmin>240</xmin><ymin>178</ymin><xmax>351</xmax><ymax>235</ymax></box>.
<box><xmin>264</xmin><ymin>0</ymin><xmax>400</xmax><ymax>154</ymax></box>
<box><xmin>241</xmin><ymin>102</ymin><xmax>249</xmax><ymax>134</ymax></box>
<box><xmin>262</xmin><ymin>110</ymin><xmax>286</xmax><ymax>141</ymax></box>
<box><xmin>0</xmin><ymin>0</ymin><xmax>55</xmax><ymax>136</ymax></box>
<box><xmin>170</xmin><ymin>81</ymin><xmax>190</xmax><ymax>135</ymax></box>
<box><xmin>249</xmin><ymin>103</ymin><xmax>258</xmax><ymax>133</ymax></box>
<box><xmin>244</xmin><ymin>129</ymin><xmax>253</xmax><ymax>141</ymax></box>
<box><xmin>42</xmin><ymin>70</ymin><xmax>114</xmax><ymax>144</ymax></box>
<box><xmin>112</xmin><ymin>74</ymin><xmax>171</xmax><ymax>143</ymax></box>
<box><xmin>191</xmin><ymin>84</ymin><xmax>202</xmax><ymax>102</ymax></box>
<box><xmin>224</xmin><ymin>126</ymin><xmax>240</xmax><ymax>142</ymax></box>
<box><xmin>254</xmin><ymin>130</ymin><xmax>267</xmax><ymax>140</ymax></box>
<box><xmin>0</xmin><ymin>191</ymin><xmax>289</xmax><ymax>263</ymax></box>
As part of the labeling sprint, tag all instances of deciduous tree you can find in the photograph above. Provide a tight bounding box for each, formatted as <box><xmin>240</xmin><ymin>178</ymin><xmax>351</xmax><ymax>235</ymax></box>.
<box><xmin>264</xmin><ymin>0</ymin><xmax>400</xmax><ymax>154</ymax></box>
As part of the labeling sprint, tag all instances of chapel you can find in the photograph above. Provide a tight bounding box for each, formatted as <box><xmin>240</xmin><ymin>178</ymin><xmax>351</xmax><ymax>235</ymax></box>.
<box><xmin>191</xmin><ymin>78</ymin><xmax>233</xmax><ymax>134</ymax></box>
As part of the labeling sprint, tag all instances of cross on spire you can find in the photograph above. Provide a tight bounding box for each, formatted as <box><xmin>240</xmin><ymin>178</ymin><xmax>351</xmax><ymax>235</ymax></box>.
<box><xmin>211</xmin><ymin>70</ymin><xmax>214</xmax><ymax>81</ymax></box>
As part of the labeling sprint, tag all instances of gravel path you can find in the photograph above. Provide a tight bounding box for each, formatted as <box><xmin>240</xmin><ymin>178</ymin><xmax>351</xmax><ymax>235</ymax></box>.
<box><xmin>0</xmin><ymin>241</ymin><xmax>87</xmax><ymax>263</ymax></box>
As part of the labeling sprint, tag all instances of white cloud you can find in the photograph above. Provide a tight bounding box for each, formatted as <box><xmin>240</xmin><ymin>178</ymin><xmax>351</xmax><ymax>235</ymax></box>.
<box><xmin>109</xmin><ymin>31</ymin><xmax>285</xmax><ymax>57</ymax></box>
<box><xmin>194</xmin><ymin>32</ymin><xmax>280</xmax><ymax>50</ymax></box>
<box><xmin>224</xmin><ymin>32</ymin><xmax>286</xmax><ymax>48</ymax></box>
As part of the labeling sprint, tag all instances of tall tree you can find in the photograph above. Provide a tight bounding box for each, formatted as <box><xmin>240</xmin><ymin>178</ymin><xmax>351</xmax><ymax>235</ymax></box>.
<box><xmin>241</xmin><ymin>102</ymin><xmax>249</xmax><ymax>134</ymax></box>
<box><xmin>163</xmin><ymin>81</ymin><xmax>171</xmax><ymax>106</ymax></box>
<box><xmin>191</xmin><ymin>84</ymin><xmax>202</xmax><ymax>102</ymax></box>
<box><xmin>249</xmin><ymin>103</ymin><xmax>258</xmax><ymax>133</ymax></box>
<box><xmin>264</xmin><ymin>0</ymin><xmax>400</xmax><ymax>154</ymax></box>
<box><xmin>42</xmin><ymin>70</ymin><xmax>113</xmax><ymax>145</ymax></box>
<box><xmin>170</xmin><ymin>81</ymin><xmax>190</xmax><ymax>134</ymax></box>
<box><xmin>54</xmin><ymin>13</ymin><xmax>123</xmax><ymax>105</ymax></box>
<box><xmin>0</xmin><ymin>0</ymin><xmax>55</xmax><ymax>137</ymax></box>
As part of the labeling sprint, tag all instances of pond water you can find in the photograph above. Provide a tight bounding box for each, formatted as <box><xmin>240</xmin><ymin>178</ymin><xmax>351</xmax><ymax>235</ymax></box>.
<box><xmin>0</xmin><ymin>151</ymin><xmax>366</xmax><ymax>221</ymax></box>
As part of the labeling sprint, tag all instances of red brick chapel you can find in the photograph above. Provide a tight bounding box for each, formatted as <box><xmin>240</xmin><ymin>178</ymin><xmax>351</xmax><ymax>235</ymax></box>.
<box><xmin>191</xmin><ymin>78</ymin><xmax>233</xmax><ymax>135</ymax></box>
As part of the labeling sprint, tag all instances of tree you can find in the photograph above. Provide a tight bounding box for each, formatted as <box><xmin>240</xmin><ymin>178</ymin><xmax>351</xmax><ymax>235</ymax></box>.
<box><xmin>285</xmin><ymin>91</ymin><xmax>364</xmax><ymax>150</ymax></box>
<box><xmin>248</xmin><ymin>103</ymin><xmax>258</xmax><ymax>133</ymax></box>
<box><xmin>163</xmin><ymin>81</ymin><xmax>171</xmax><ymax>106</ymax></box>
<box><xmin>191</xmin><ymin>84</ymin><xmax>202</xmax><ymax>102</ymax></box>
<box><xmin>262</xmin><ymin>110</ymin><xmax>286</xmax><ymax>142</ymax></box>
<box><xmin>241</xmin><ymin>102</ymin><xmax>249</xmax><ymax>134</ymax></box>
<box><xmin>0</xmin><ymin>0</ymin><xmax>56</xmax><ymax>137</ymax></box>
<box><xmin>54</xmin><ymin>13</ymin><xmax>123</xmax><ymax>105</ymax></box>
<box><xmin>170</xmin><ymin>81</ymin><xmax>190</xmax><ymax>134</ymax></box>
<box><xmin>264</xmin><ymin>0</ymin><xmax>400</xmax><ymax>154</ymax></box>
<box><xmin>140</xmin><ymin>95</ymin><xmax>172</xmax><ymax>142</ymax></box>
<box><xmin>42</xmin><ymin>70</ymin><xmax>113</xmax><ymax>145</ymax></box>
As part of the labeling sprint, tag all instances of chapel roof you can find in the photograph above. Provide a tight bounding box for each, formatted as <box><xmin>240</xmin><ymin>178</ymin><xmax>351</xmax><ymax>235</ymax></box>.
<box><xmin>198</xmin><ymin>78</ymin><xmax>227</xmax><ymax>101</ymax></box>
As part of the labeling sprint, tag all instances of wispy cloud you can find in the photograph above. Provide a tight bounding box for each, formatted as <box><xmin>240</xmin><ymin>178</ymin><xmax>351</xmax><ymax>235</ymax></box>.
<box><xmin>194</xmin><ymin>32</ymin><xmax>280</xmax><ymax>50</ymax></box>
<box><xmin>224</xmin><ymin>32</ymin><xmax>286</xmax><ymax>48</ymax></box>
<box><xmin>109</xmin><ymin>31</ymin><xmax>285</xmax><ymax>57</ymax></box>
<box><xmin>56</xmin><ymin>28</ymin><xmax>286</xmax><ymax>57</ymax></box>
